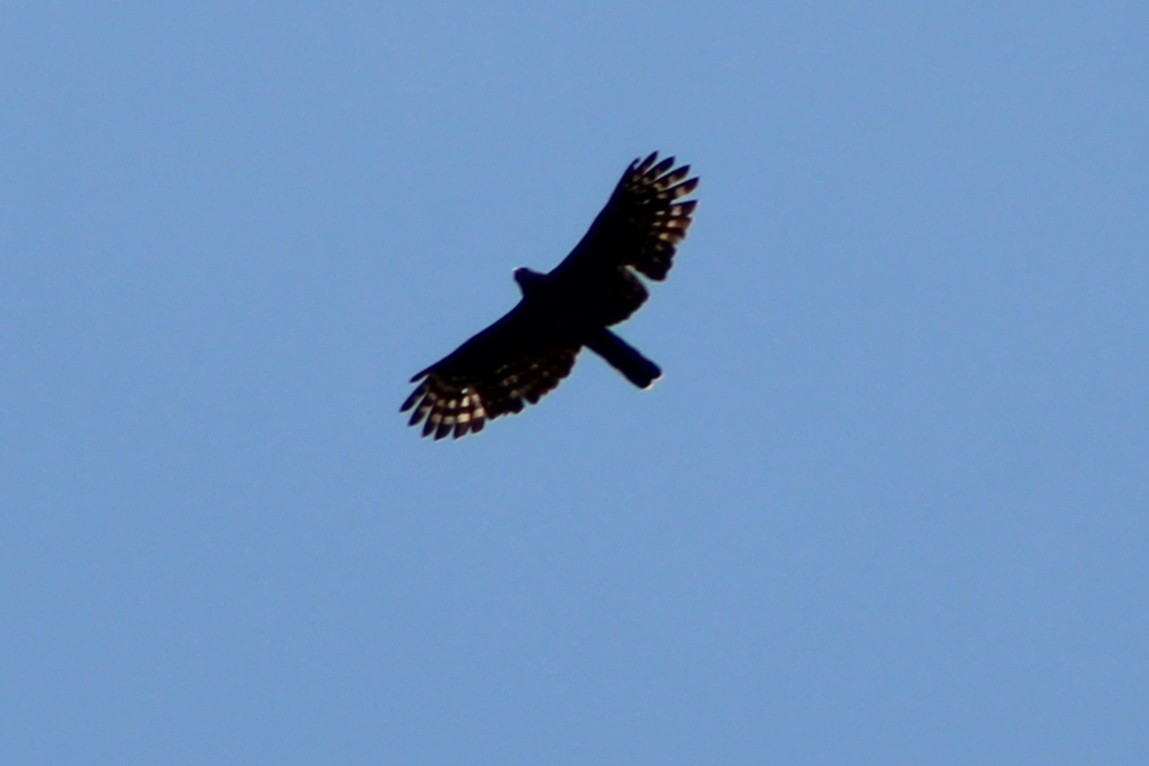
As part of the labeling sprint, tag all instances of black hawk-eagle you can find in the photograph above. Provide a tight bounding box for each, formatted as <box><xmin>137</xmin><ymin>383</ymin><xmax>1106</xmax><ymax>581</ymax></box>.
<box><xmin>402</xmin><ymin>152</ymin><xmax>698</xmax><ymax>439</ymax></box>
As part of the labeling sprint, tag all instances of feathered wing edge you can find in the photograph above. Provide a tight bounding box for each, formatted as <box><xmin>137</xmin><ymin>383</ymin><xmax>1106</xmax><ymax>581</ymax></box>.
<box><xmin>604</xmin><ymin>151</ymin><xmax>700</xmax><ymax>281</ymax></box>
<box><xmin>400</xmin><ymin>374</ymin><xmax>488</xmax><ymax>440</ymax></box>
<box><xmin>555</xmin><ymin>152</ymin><xmax>699</xmax><ymax>283</ymax></box>
<box><xmin>545</xmin><ymin>151</ymin><xmax>700</xmax><ymax>327</ymax></box>
<box><xmin>401</xmin><ymin>345</ymin><xmax>580</xmax><ymax>440</ymax></box>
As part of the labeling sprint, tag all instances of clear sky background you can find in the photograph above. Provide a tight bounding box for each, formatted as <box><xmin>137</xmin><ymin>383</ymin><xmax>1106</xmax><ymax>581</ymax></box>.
<box><xmin>3</xmin><ymin>3</ymin><xmax>1147</xmax><ymax>764</ymax></box>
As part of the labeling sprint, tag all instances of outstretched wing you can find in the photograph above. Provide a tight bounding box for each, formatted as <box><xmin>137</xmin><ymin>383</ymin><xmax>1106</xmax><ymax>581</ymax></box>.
<box><xmin>550</xmin><ymin>152</ymin><xmax>699</xmax><ymax>324</ymax></box>
<box><xmin>401</xmin><ymin>305</ymin><xmax>580</xmax><ymax>439</ymax></box>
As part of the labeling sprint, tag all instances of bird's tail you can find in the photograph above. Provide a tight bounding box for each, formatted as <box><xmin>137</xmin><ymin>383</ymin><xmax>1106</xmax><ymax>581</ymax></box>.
<box><xmin>585</xmin><ymin>329</ymin><xmax>661</xmax><ymax>388</ymax></box>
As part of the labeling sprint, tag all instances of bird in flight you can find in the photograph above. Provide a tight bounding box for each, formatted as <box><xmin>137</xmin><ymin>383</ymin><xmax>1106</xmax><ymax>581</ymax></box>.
<box><xmin>402</xmin><ymin>151</ymin><xmax>698</xmax><ymax>439</ymax></box>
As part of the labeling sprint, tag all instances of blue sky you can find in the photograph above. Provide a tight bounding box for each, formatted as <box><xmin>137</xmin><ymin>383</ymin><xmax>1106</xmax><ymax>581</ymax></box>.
<box><xmin>3</xmin><ymin>3</ymin><xmax>1147</xmax><ymax>763</ymax></box>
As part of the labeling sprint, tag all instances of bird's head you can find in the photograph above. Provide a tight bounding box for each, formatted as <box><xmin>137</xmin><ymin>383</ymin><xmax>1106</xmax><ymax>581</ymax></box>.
<box><xmin>513</xmin><ymin>267</ymin><xmax>546</xmax><ymax>296</ymax></box>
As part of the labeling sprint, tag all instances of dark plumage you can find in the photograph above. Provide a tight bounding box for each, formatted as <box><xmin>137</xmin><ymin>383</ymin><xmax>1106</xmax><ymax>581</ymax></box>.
<box><xmin>402</xmin><ymin>152</ymin><xmax>699</xmax><ymax>439</ymax></box>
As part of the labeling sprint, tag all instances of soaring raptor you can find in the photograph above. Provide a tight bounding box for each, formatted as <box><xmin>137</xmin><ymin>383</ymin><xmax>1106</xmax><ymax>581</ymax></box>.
<box><xmin>402</xmin><ymin>152</ymin><xmax>698</xmax><ymax>439</ymax></box>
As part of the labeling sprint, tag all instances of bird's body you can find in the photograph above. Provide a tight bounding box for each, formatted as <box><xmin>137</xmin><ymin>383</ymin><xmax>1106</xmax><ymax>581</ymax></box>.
<box><xmin>402</xmin><ymin>152</ymin><xmax>698</xmax><ymax>439</ymax></box>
